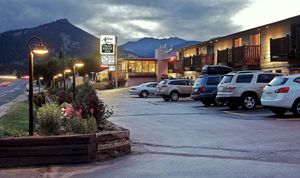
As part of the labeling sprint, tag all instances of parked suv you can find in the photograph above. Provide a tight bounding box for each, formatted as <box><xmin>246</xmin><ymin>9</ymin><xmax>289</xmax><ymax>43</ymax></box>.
<box><xmin>216</xmin><ymin>71</ymin><xmax>282</xmax><ymax>110</ymax></box>
<box><xmin>192</xmin><ymin>75</ymin><xmax>224</xmax><ymax>106</ymax></box>
<box><xmin>156</xmin><ymin>79</ymin><xmax>193</xmax><ymax>101</ymax></box>
<box><xmin>261</xmin><ymin>74</ymin><xmax>300</xmax><ymax>116</ymax></box>
<box><xmin>191</xmin><ymin>65</ymin><xmax>232</xmax><ymax>106</ymax></box>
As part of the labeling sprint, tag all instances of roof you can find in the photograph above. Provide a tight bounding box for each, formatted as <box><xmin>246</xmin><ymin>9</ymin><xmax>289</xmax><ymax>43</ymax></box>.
<box><xmin>118</xmin><ymin>58</ymin><xmax>157</xmax><ymax>61</ymax></box>
<box><xmin>176</xmin><ymin>14</ymin><xmax>300</xmax><ymax>52</ymax></box>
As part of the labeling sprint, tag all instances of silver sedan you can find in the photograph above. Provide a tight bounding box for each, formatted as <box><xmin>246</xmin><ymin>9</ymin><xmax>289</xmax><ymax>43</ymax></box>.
<box><xmin>129</xmin><ymin>82</ymin><xmax>158</xmax><ymax>98</ymax></box>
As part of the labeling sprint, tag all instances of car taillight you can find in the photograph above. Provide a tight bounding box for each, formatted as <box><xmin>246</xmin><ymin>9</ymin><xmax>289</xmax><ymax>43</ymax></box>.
<box><xmin>131</xmin><ymin>88</ymin><xmax>137</xmax><ymax>90</ymax></box>
<box><xmin>225</xmin><ymin>85</ymin><xmax>236</xmax><ymax>91</ymax></box>
<box><xmin>160</xmin><ymin>84</ymin><xmax>168</xmax><ymax>88</ymax></box>
<box><xmin>275</xmin><ymin>87</ymin><xmax>289</xmax><ymax>93</ymax></box>
<box><xmin>198</xmin><ymin>86</ymin><xmax>206</xmax><ymax>92</ymax></box>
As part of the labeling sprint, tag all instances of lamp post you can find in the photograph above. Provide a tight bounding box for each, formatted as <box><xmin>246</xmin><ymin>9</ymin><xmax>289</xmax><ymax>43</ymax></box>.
<box><xmin>27</xmin><ymin>37</ymin><xmax>48</xmax><ymax>136</ymax></box>
<box><xmin>72</xmin><ymin>62</ymin><xmax>84</xmax><ymax>101</ymax></box>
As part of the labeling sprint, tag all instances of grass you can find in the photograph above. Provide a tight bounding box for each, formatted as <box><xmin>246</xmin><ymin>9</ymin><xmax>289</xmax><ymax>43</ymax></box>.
<box><xmin>0</xmin><ymin>101</ymin><xmax>29</xmax><ymax>137</ymax></box>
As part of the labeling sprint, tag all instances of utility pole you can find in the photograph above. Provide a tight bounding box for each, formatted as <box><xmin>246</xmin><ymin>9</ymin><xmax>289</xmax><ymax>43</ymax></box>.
<box><xmin>115</xmin><ymin>37</ymin><xmax>118</xmax><ymax>88</ymax></box>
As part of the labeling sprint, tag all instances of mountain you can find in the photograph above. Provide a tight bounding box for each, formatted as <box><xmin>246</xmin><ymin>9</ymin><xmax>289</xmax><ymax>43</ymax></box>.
<box><xmin>0</xmin><ymin>19</ymin><xmax>99</xmax><ymax>74</ymax></box>
<box><xmin>120</xmin><ymin>37</ymin><xmax>199</xmax><ymax>58</ymax></box>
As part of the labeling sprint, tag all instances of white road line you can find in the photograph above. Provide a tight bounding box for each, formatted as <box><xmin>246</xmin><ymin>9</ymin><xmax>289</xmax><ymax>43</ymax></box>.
<box><xmin>223</xmin><ymin>111</ymin><xmax>249</xmax><ymax>117</ymax></box>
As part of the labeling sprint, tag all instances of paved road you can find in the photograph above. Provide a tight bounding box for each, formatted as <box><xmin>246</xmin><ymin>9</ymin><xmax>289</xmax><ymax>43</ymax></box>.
<box><xmin>0</xmin><ymin>79</ymin><xmax>27</xmax><ymax>106</ymax></box>
<box><xmin>2</xmin><ymin>88</ymin><xmax>300</xmax><ymax>178</ymax></box>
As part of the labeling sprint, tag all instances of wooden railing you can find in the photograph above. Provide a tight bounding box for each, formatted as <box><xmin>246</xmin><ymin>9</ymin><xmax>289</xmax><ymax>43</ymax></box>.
<box><xmin>232</xmin><ymin>45</ymin><xmax>260</xmax><ymax>66</ymax></box>
<box><xmin>168</xmin><ymin>60</ymin><xmax>184</xmax><ymax>73</ymax></box>
<box><xmin>201</xmin><ymin>54</ymin><xmax>214</xmax><ymax>65</ymax></box>
<box><xmin>217</xmin><ymin>48</ymin><xmax>232</xmax><ymax>66</ymax></box>
<box><xmin>270</xmin><ymin>35</ymin><xmax>290</xmax><ymax>61</ymax></box>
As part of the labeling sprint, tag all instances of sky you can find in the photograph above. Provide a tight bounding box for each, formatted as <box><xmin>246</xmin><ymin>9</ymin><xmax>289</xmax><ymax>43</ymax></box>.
<box><xmin>0</xmin><ymin>0</ymin><xmax>299</xmax><ymax>44</ymax></box>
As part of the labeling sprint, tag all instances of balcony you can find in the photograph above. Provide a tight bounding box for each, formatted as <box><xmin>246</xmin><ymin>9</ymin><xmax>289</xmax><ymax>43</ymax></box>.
<box><xmin>217</xmin><ymin>45</ymin><xmax>260</xmax><ymax>67</ymax></box>
<box><xmin>168</xmin><ymin>60</ymin><xmax>184</xmax><ymax>73</ymax></box>
<box><xmin>270</xmin><ymin>35</ymin><xmax>290</xmax><ymax>61</ymax></box>
<box><xmin>201</xmin><ymin>54</ymin><xmax>214</xmax><ymax>66</ymax></box>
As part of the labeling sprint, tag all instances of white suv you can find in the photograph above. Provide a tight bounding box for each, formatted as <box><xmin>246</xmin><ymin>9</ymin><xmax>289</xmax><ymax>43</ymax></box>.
<box><xmin>261</xmin><ymin>74</ymin><xmax>300</xmax><ymax>116</ymax></box>
<box><xmin>216</xmin><ymin>71</ymin><xmax>282</xmax><ymax>110</ymax></box>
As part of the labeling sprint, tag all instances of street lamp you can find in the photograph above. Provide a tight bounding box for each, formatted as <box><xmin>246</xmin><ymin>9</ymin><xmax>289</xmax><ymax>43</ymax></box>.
<box><xmin>27</xmin><ymin>36</ymin><xmax>48</xmax><ymax>136</ymax></box>
<box><xmin>72</xmin><ymin>62</ymin><xmax>84</xmax><ymax>100</ymax></box>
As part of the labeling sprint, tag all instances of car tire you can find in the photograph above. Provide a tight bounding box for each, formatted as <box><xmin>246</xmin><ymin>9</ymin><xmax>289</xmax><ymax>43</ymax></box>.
<box><xmin>139</xmin><ymin>90</ymin><xmax>149</xmax><ymax>98</ymax></box>
<box><xmin>170</xmin><ymin>91</ymin><xmax>179</xmax><ymax>101</ymax></box>
<box><xmin>271</xmin><ymin>108</ymin><xmax>287</xmax><ymax>117</ymax></box>
<box><xmin>292</xmin><ymin>99</ymin><xmax>300</xmax><ymax>116</ymax></box>
<box><xmin>242</xmin><ymin>94</ymin><xmax>257</xmax><ymax>110</ymax></box>
<box><xmin>227</xmin><ymin>102</ymin><xmax>239</xmax><ymax>110</ymax></box>
<box><xmin>163</xmin><ymin>96</ymin><xmax>170</xmax><ymax>101</ymax></box>
<box><xmin>213</xmin><ymin>96</ymin><xmax>223</xmax><ymax>106</ymax></box>
<box><xmin>202</xmin><ymin>101</ymin><xmax>211</xmax><ymax>107</ymax></box>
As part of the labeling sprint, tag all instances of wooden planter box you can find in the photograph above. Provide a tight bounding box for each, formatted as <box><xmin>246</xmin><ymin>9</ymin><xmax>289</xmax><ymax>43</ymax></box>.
<box><xmin>0</xmin><ymin>129</ymin><xmax>131</xmax><ymax>167</ymax></box>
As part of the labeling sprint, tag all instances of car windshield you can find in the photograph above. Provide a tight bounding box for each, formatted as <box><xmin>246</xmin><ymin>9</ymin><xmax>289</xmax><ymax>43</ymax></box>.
<box><xmin>194</xmin><ymin>77</ymin><xmax>204</xmax><ymax>85</ymax></box>
<box><xmin>268</xmin><ymin>77</ymin><xmax>288</xmax><ymax>86</ymax></box>
<box><xmin>221</xmin><ymin>75</ymin><xmax>233</xmax><ymax>83</ymax></box>
<box><xmin>159</xmin><ymin>80</ymin><xmax>167</xmax><ymax>85</ymax></box>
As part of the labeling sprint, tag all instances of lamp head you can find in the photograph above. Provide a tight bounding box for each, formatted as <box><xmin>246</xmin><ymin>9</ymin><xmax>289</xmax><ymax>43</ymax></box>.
<box><xmin>74</xmin><ymin>62</ymin><xmax>84</xmax><ymax>68</ymax></box>
<box><xmin>57</xmin><ymin>73</ymin><xmax>63</xmax><ymax>77</ymax></box>
<box><xmin>32</xmin><ymin>44</ymin><xmax>48</xmax><ymax>55</ymax></box>
<box><xmin>64</xmin><ymin>69</ymin><xmax>72</xmax><ymax>73</ymax></box>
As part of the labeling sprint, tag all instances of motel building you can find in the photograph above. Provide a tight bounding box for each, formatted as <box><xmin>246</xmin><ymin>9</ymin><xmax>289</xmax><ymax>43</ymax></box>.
<box><xmin>174</xmin><ymin>15</ymin><xmax>300</xmax><ymax>77</ymax></box>
<box><xmin>111</xmin><ymin>15</ymin><xmax>300</xmax><ymax>87</ymax></box>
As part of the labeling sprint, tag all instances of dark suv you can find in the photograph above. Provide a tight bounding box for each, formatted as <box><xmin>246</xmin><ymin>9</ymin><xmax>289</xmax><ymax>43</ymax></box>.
<box><xmin>191</xmin><ymin>65</ymin><xmax>232</xmax><ymax>106</ymax></box>
<box><xmin>191</xmin><ymin>74</ymin><xmax>224</xmax><ymax>106</ymax></box>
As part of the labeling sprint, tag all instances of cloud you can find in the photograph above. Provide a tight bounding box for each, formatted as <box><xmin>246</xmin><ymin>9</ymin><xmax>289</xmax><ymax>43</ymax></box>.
<box><xmin>0</xmin><ymin>0</ymin><xmax>250</xmax><ymax>44</ymax></box>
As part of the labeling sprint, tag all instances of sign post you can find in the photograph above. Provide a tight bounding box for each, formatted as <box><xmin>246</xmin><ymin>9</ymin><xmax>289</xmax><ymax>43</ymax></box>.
<box><xmin>100</xmin><ymin>35</ymin><xmax>118</xmax><ymax>87</ymax></box>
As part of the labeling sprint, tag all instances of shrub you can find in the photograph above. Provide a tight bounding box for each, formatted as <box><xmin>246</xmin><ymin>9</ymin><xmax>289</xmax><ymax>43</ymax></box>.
<box><xmin>56</xmin><ymin>90</ymin><xmax>73</xmax><ymax>104</ymax></box>
<box><xmin>33</xmin><ymin>93</ymin><xmax>45</xmax><ymax>107</ymax></box>
<box><xmin>36</xmin><ymin>104</ymin><xmax>62</xmax><ymax>135</ymax></box>
<box><xmin>74</xmin><ymin>83</ymin><xmax>113</xmax><ymax>130</ymax></box>
<box><xmin>65</xmin><ymin>117</ymin><xmax>97</xmax><ymax>134</ymax></box>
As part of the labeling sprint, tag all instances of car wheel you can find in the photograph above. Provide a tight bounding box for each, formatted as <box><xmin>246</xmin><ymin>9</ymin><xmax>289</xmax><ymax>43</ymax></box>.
<box><xmin>271</xmin><ymin>108</ymin><xmax>287</xmax><ymax>117</ymax></box>
<box><xmin>242</xmin><ymin>94</ymin><xmax>257</xmax><ymax>110</ymax></box>
<box><xmin>227</xmin><ymin>102</ymin><xmax>239</xmax><ymax>110</ymax></box>
<box><xmin>292</xmin><ymin>99</ymin><xmax>300</xmax><ymax>116</ymax></box>
<box><xmin>170</xmin><ymin>91</ymin><xmax>179</xmax><ymax>101</ymax></box>
<box><xmin>139</xmin><ymin>90</ymin><xmax>149</xmax><ymax>98</ymax></box>
<box><xmin>202</xmin><ymin>101</ymin><xmax>211</xmax><ymax>107</ymax></box>
<box><xmin>163</xmin><ymin>96</ymin><xmax>170</xmax><ymax>101</ymax></box>
<box><xmin>213</xmin><ymin>96</ymin><xmax>223</xmax><ymax>106</ymax></box>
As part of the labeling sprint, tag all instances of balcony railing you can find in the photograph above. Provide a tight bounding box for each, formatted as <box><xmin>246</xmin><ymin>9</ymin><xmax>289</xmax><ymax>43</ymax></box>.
<box><xmin>168</xmin><ymin>60</ymin><xmax>184</xmax><ymax>73</ymax></box>
<box><xmin>201</xmin><ymin>54</ymin><xmax>214</xmax><ymax>66</ymax></box>
<box><xmin>217</xmin><ymin>48</ymin><xmax>232</xmax><ymax>66</ymax></box>
<box><xmin>232</xmin><ymin>45</ymin><xmax>260</xmax><ymax>66</ymax></box>
<box><xmin>270</xmin><ymin>35</ymin><xmax>290</xmax><ymax>61</ymax></box>
<box><xmin>217</xmin><ymin>45</ymin><xmax>260</xmax><ymax>67</ymax></box>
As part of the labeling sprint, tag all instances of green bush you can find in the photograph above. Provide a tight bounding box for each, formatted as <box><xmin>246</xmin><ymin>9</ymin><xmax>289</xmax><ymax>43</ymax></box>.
<box><xmin>36</xmin><ymin>103</ymin><xmax>62</xmax><ymax>135</ymax></box>
<box><xmin>65</xmin><ymin>117</ymin><xmax>97</xmax><ymax>134</ymax></box>
<box><xmin>73</xmin><ymin>83</ymin><xmax>113</xmax><ymax>130</ymax></box>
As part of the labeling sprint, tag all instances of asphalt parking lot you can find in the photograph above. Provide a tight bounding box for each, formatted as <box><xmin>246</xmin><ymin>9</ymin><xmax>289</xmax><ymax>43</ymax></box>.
<box><xmin>2</xmin><ymin>88</ymin><xmax>300</xmax><ymax>178</ymax></box>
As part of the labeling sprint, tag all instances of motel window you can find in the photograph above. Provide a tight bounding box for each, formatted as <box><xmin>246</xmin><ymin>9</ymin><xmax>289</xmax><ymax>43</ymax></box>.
<box><xmin>128</xmin><ymin>61</ymin><xmax>135</xmax><ymax>72</ymax></box>
<box><xmin>250</xmin><ymin>33</ymin><xmax>260</xmax><ymax>45</ymax></box>
<box><xmin>149</xmin><ymin>61</ymin><xmax>156</xmax><ymax>72</ymax></box>
<box><xmin>233</xmin><ymin>37</ymin><xmax>242</xmax><ymax>47</ymax></box>
<box><xmin>142</xmin><ymin>61</ymin><xmax>149</xmax><ymax>72</ymax></box>
<box><xmin>135</xmin><ymin>61</ymin><xmax>142</xmax><ymax>72</ymax></box>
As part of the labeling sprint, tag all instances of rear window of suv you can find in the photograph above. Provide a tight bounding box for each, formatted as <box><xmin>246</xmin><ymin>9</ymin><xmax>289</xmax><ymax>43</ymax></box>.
<box><xmin>257</xmin><ymin>74</ymin><xmax>282</xmax><ymax>83</ymax></box>
<box><xmin>206</xmin><ymin>76</ymin><xmax>220</xmax><ymax>85</ymax></box>
<box><xmin>236</xmin><ymin>74</ymin><xmax>253</xmax><ymax>83</ymax></box>
<box><xmin>194</xmin><ymin>77</ymin><xmax>204</xmax><ymax>85</ymax></box>
<box><xmin>221</xmin><ymin>75</ymin><xmax>233</xmax><ymax>83</ymax></box>
<box><xmin>268</xmin><ymin>77</ymin><xmax>288</xmax><ymax>86</ymax></box>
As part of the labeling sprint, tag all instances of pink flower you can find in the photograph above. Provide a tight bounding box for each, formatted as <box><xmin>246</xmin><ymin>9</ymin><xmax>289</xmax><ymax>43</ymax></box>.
<box><xmin>75</xmin><ymin>108</ymin><xmax>82</xmax><ymax>117</ymax></box>
<box><xmin>90</xmin><ymin>108</ymin><xmax>94</xmax><ymax>114</ymax></box>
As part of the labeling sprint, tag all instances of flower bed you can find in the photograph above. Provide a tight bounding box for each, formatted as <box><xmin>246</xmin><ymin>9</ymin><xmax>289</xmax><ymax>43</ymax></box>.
<box><xmin>0</xmin><ymin>125</ymin><xmax>131</xmax><ymax>167</ymax></box>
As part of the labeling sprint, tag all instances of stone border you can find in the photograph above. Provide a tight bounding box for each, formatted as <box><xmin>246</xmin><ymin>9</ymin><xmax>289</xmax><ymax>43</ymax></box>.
<box><xmin>0</xmin><ymin>129</ymin><xmax>131</xmax><ymax>167</ymax></box>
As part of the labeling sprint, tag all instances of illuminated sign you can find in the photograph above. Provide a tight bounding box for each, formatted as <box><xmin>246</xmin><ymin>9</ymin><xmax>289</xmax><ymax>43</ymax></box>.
<box><xmin>100</xmin><ymin>35</ymin><xmax>116</xmax><ymax>55</ymax></box>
